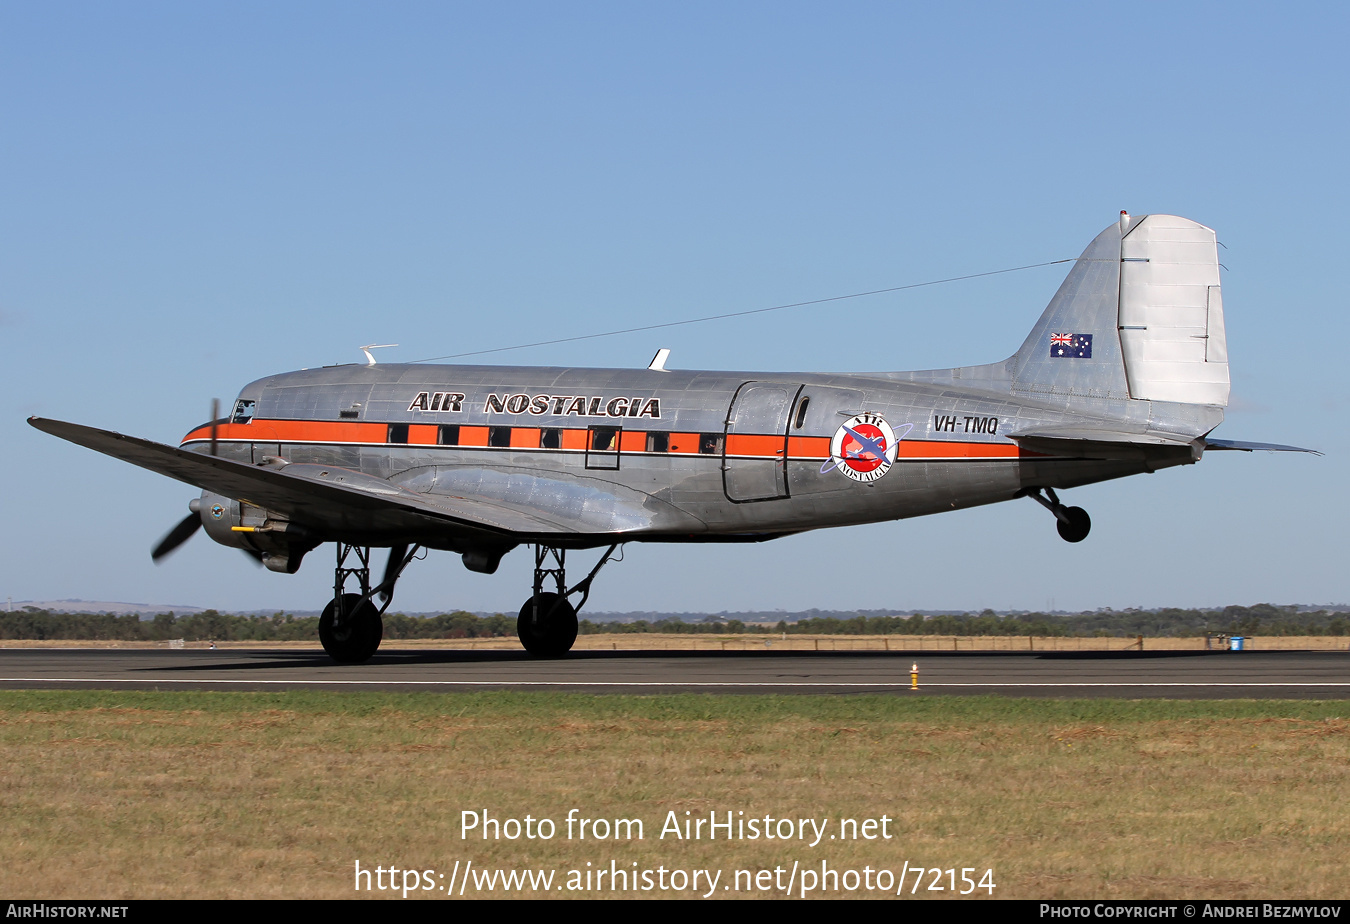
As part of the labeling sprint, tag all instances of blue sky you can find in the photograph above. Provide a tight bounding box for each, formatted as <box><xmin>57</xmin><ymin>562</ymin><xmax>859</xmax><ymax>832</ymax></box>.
<box><xmin>2</xmin><ymin>3</ymin><xmax>1345</xmax><ymax>614</ymax></box>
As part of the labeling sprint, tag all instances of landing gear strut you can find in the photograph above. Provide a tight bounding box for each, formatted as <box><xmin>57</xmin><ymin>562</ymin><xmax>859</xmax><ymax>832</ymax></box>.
<box><xmin>517</xmin><ymin>544</ymin><xmax>621</xmax><ymax>657</ymax></box>
<box><xmin>1026</xmin><ymin>488</ymin><xmax>1091</xmax><ymax>543</ymax></box>
<box><xmin>319</xmin><ymin>542</ymin><xmax>421</xmax><ymax>663</ymax></box>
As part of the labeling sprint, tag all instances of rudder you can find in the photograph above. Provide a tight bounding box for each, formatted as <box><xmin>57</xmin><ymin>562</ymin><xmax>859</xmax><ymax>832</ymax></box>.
<box><xmin>1118</xmin><ymin>215</ymin><xmax>1229</xmax><ymax>406</ymax></box>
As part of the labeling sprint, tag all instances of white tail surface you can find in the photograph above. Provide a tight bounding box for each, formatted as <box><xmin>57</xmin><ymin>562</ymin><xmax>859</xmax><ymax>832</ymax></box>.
<box><xmin>1118</xmin><ymin>215</ymin><xmax>1230</xmax><ymax>406</ymax></box>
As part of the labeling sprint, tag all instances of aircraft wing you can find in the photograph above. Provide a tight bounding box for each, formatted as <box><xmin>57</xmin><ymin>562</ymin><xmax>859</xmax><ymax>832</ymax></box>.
<box><xmin>28</xmin><ymin>417</ymin><xmax>689</xmax><ymax>541</ymax></box>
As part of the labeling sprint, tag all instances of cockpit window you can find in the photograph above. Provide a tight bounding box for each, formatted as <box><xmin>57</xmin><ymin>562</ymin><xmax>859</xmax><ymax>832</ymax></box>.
<box><xmin>231</xmin><ymin>399</ymin><xmax>256</xmax><ymax>424</ymax></box>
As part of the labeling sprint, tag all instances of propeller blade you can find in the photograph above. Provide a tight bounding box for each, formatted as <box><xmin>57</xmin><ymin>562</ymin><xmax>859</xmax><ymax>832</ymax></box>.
<box><xmin>210</xmin><ymin>398</ymin><xmax>220</xmax><ymax>457</ymax></box>
<box><xmin>380</xmin><ymin>543</ymin><xmax>408</xmax><ymax>602</ymax></box>
<box><xmin>152</xmin><ymin>512</ymin><xmax>202</xmax><ymax>563</ymax></box>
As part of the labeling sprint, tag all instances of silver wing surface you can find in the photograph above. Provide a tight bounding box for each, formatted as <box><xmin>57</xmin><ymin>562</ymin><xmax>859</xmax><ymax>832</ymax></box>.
<box><xmin>28</xmin><ymin>417</ymin><xmax>695</xmax><ymax>544</ymax></box>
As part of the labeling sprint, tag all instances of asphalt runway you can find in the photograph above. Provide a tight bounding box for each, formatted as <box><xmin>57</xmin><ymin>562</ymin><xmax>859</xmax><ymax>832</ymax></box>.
<box><xmin>0</xmin><ymin>646</ymin><xmax>1348</xmax><ymax>697</ymax></box>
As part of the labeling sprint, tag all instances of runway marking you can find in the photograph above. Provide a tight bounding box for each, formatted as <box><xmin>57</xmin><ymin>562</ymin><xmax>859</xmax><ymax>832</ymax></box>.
<box><xmin>2</xmin><ymin>678</ymin><xmax>1350</xmax><ymax>689</ymax></box>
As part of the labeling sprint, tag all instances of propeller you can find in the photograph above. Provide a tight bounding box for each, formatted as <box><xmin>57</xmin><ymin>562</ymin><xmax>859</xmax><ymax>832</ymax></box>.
<box><xmin>151</xmin><ymin>399</ymin><xmax>221</xmax><ymax>564</ymax></box>
<box><xmin>209</xmin><ymin>397</ymin><xmax>219</xmax><ymax>457</ymax></box>
<box><xmin>152</xmin><ymin>509</ymin><xmax>203</xmax><ymax>562</ymax></box>
<box><xmin>379</xmin><ymin>543</ymin><xmax>408</xmax><ymax>602</ymax></box>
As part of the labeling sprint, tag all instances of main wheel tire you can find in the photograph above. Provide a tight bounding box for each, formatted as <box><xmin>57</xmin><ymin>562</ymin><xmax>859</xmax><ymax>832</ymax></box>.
<box><xmin>319</xmin><ymin>593</ymin><xmax>383</xmax><ymax>663</ymax></box>
<box><xmin>516</xmin><ymin>592</ymin><xmax>578</xmax><ymax>657</ymax></box>
<box><xmin>1056</xmin><ymin>506</ymin><xmax>1091</xmax><ymax>543</ymax></box>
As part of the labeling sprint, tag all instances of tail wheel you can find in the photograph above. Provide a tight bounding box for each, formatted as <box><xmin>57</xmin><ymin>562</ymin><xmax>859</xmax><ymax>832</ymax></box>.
<box><xmin>516</xmin><ymin>592</ymin><xmax>578</xmax><ymax>657</ymax></box>
<box><xmin>319</xmin><ymin>593</ymin><xmax>383</xmax><ymax>663</ymax></box>
<box><xmin>1056</xmin><ymin>506</ymin><xmax>1091</xmax><ymax>543</ymax></box>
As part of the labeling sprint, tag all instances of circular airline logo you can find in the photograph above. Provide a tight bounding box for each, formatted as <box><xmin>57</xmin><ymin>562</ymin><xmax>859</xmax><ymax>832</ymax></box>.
<box><xmin>822</xmin><ymin>413</ymin><xmax>910</xmax><ymax>483</ymax></box>
<box><xmin>210</xmin><ymin>504</ymin><xmax>225</xmax><ymax>520</ymax></box>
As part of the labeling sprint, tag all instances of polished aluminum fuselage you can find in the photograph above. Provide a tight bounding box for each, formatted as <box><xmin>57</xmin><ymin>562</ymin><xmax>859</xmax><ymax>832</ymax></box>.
<box><xmin>180</xmin><ymin>359</ymin><xmax>1210</xmax><ymax>549</ymax></box>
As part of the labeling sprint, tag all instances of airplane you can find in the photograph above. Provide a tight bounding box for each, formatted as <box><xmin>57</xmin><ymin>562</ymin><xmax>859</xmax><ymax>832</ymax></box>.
<box><xmin>28</xmin><ymin>212</ymin><xmax>1316</xmax><ymax>663</ymax></box>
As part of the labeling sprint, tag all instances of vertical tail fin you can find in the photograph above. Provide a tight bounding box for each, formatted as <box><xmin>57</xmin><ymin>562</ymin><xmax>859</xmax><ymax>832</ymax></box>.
<box><xmin>1011</xmin><ymin>213</ymin><xmax>1230</xmax><ymax>407</ymax></box>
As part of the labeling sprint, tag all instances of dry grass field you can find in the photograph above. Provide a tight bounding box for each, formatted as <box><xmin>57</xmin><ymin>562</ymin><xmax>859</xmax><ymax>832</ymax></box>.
<box><xmin>0</xmin><ymin>691</ymin><xmax>1347</xmax><ymax>900</ymax></box>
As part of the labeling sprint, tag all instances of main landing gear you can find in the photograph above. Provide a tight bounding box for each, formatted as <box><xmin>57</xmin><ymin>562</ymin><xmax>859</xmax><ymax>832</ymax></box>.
<box><xmin>517</xmin><ymin>544</ymin><xmax>621</xmax><ymax>657</ymax></box>
<box><xmin>317</xmin><ymin>541</ymin><xmax>621</xmax><ymax>661</ymax></box>
<box><xmin>1025</xmin><ymin>487</ymin><xmax>1091</xmax><ymax>543</ymax></box>
<box><xmin>319</xmin><ymin>542</ymin><xmax>421</xmax><ymax>663</ymax></box>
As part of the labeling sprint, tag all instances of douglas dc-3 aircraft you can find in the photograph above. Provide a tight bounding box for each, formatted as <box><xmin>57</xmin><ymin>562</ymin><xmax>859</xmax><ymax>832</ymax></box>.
<box><xmin>29</xmin><ymin>213</ymin><xmax>1314</xmax><ymax>662</ymax></box>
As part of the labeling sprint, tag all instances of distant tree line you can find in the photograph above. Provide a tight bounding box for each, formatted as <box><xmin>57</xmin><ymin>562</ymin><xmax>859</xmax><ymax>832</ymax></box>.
<box><xmin>583</xmin><ymin>604</ymin><xmax>1348</xmax><ymax>638</ymax></box>
<box><xmin>0</xmin><ymin>609</ymin><xmax>511</xmax><ymax>642</ymax></box>
<box><xmin>1</xmin><ymin>603</ymin><xmax>1345</xmax><ymax>641</ymax></box>
<box><xmin>767</xmin><ymin>605</ymin><xmax>1349</xmax><ymax>638</ymax></box>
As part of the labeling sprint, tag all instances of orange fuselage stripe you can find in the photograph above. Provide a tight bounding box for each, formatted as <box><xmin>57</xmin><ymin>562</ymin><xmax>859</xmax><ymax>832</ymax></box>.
<box><xmin>182</xmin><ymin>419</ymin><xmax>1027</xmax><ymax>460</ymax></box>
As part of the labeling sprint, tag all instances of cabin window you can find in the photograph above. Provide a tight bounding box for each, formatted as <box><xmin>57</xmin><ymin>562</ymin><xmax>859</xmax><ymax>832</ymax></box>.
<box><xmin>230</xmin><ymin>399</ymin><xmax>255</xmax><ymax>424</ymax></box>
<box><xmin>586</xmin><ymin>426</ymin><xmax>621</xmax><ymax>470</ymax></box>
<box><xmin>646</xmin><ymin>432</ymin><xmax>669</xmax><ymax>453</ymax></box>
<box><xmin>591</xmin><ymin>428</ymin><xmax>619</xmax><ymax>452</ymax></box>
<box><xmin>437</xmin><ymin>425</ymin><xmax>460</xmax><ymax>446</ymax></box>
<box><xmin>793</xmin><ymin>397</ymin><xmax>810</xmax><ymax>430</ymax></box>
<box><xmin>540</xmin><ymin>428</ymin><xmax>562</xmax><ymax>449</ymax></box>
<box><xmin>699</xmin><ymin>433</ymin><xmax>723</xmax><ymax>455</ymax></box>
<box><xmin>488</xmin><ymin>426</ymin><xmax>512</xmax><ymax>448</ymax></box>
<box><xmin>387</xmin><ymin>424</ymin><xmax>409</xmax><ymax>444</ymax></box>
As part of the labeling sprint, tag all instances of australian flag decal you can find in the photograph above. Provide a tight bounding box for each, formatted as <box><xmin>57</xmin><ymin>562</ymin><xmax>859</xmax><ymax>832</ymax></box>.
<box><xmin>1049</xmin><ymin>333</ymin><xmax>1092</xmax><ymax>358</ymax></box>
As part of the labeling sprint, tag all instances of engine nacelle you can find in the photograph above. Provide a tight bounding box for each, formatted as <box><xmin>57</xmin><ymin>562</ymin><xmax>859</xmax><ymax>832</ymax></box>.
<box><xmin>462</xmin><ymin>549</ymin><xmax>505</xmax><ymax>574</ymax></box>
<box><xmin>196</xmin><ymin>492</ymin><xmax>313</xmax><ymax>574</ymax></box>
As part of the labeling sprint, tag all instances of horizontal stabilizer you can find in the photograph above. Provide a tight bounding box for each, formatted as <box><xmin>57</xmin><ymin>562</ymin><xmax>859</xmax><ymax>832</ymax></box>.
<box><xmin>1203</xmin><ymin>438</ymin><xmax>1322</xmax><ymax>455</ymax></box>
<box><xmin>1008</xmin><ymin>431</ymin><xmax>1199</xmax><ymax>463</ymax></box>
<box><xmin>1007</xmin><ymin>426</ymin><xmax>1196</xmax><ymax>447</ymax></box>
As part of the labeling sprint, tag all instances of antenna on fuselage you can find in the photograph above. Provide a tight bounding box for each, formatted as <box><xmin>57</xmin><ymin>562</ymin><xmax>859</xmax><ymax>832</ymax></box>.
<box><xmin>647</xmin><ymin>348</ymin><xmax>671</xmax><ymax>371</ymax></box>
<box><xmin>360</xmin><ymin>344</ymin><xmax>398</xmax><ymax>365</ymax></box>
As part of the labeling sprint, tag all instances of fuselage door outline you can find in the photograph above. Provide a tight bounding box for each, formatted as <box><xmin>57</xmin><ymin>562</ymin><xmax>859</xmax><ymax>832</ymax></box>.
<box><xmin>722</xmin><ymin>381</ymin><xmax>800</xmax><ymax>504</ymax></box>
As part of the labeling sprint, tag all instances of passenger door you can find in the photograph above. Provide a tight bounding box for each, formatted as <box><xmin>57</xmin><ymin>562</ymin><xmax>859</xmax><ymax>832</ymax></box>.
<box><xmin>722</xmin><ymin>382</ymin><xmax>798</xmax><ymax>502</ymax></box>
